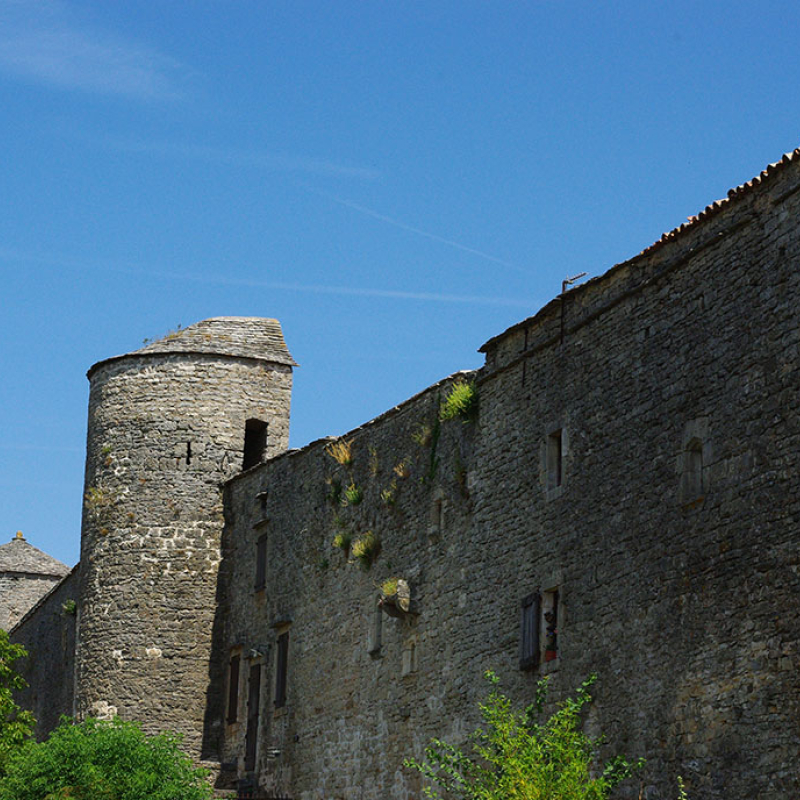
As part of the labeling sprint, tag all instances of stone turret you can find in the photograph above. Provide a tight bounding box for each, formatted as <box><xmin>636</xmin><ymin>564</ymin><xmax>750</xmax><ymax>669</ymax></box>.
<box><xmin>74</xmin><ymin>317</ymin><xmax>295</xmax><ymax>758</ymax></box>
<box><xmin>0</xmin><ymin>532</ymin><xmax>69</xmax><ymax>630</ymax></box>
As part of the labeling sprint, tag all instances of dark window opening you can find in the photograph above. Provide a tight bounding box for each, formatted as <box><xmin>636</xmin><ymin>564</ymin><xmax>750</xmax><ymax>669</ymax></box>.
<box><xmin>254</xmin><ymin>534</ymin><xmax>267</xmax><ymax>592</ymax></box>
<box><xmin>226</xmin><ymin>654</ymin><xmax>240</xmax><ymax>723</ymax></box>
<box><xmin>369</xmin><ymin>599</ymin><xmax>383</xmax><ymax>657</ymax></box>
<box><xmin>185</xmin><ymin>441</ymin><xmax>192</xmax><ymax>465</ymax></box>
<box><xmin>274</xmin><ymin>631</ymin><xmax>289</xmax><ymax>708</ymax></box>
<box><xmin>243</xmin><ymin>419</ymin><xmax>268</xmax><ymax>470</ymax></box>
<box><xmin>543</xmin><ymin>589</ymin><xmax>559</xmax><ymax>661</ymax></box>
<box><xmin>547</xmin><ymin>430</ymin><xmax>563</xmax><ymax>489</ymax></box>
<box><xmin>244</xmin><ymin>663</ymin><xmax>261</xmax><ymax>772</ymax></box>
<box><xmin>682</xmin><ymin>438</ymin><xmax>704</xmax><ymax>501</ymax></box>
<box><xmin>519</xmin><ymin>592</ymin><xmax>540</xmax><ymax>671</ymax></box>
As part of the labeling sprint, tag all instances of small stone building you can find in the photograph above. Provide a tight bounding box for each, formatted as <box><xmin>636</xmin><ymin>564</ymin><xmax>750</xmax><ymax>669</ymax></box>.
<box><xmin>11</xmin><ymin>147</ymin><xmax>800</xmax><ymax>800</ymax></box>
<box><xmin>0</xmin><ymin>532</ymin><xmax>69</xmax><ymax>630</ymax></box>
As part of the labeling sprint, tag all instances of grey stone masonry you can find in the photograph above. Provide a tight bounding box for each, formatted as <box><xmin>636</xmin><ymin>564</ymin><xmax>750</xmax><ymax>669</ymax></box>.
<box><xmin>0</xmin><ymin>533</ymin><xmax>69</xmax><ymax>631</ymax></box>
<box><xmin>12</xmin><ymin>566</ymin><xmax>79</xmax><ymax>736</ymax></box>
<box><xmin>215</xmin><ymin>150</ymin><xmax>800</xmax><ymax>800</ymax></box>
<box><xmin>74</xmin><ymin>317</ymin><xmax>294</xmax><ymax>760</ymax></box>
<box><xmin>12</xmin><ymin>148</ymin><xmax>800</xmax><ymax>800</ymax></box>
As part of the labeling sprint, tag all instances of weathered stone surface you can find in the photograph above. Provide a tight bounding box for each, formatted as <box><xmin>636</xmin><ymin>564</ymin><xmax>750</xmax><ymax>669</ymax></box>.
<box><xmin>74</xmin><ymin>319</ymin><xmax>293</xmax><ymax>760</ymax></box>
<box><xmin>0</xmin><ymin>533</ymin><xmax>69</xmax><ymax>630</ymax></box>
<box><xmin>12</xmin><ymin>151</ymin><xmax>800</xmax><ymax>800</ymax></box>
<box><xmin>215</xmin><ymin>153</ymin><xmax>800</xmax><ymax>800</ymax></box>
<box><xmin>11</xmin><ymin>567</ymin><xmax>78</xmax><ymax>736</ymax></box>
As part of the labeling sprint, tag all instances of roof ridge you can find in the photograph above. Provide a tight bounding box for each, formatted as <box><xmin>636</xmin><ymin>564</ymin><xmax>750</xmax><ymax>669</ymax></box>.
<box><xmin>640</xmin><ymin>147</ymin><xmax>800</xmax><ymax>257</ymax></box>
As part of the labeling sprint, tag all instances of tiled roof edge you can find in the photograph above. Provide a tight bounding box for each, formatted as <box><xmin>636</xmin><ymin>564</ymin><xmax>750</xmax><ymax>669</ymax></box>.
<box><xmin>480</xmin><ymin>147</ymin><xmax>800</xmax><ymax>353</ymax></box>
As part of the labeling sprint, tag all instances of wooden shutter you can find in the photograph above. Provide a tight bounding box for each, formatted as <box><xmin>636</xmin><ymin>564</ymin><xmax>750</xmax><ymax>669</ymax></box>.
<box><xmin>519</xmin><ymin>592</ymin><xmax>540</xmax><ymax>671</ymax></box>
<box><xmin>244</xmin><ymin>663</ymin><xmax>261</xmax><ymax>772</ymax></box>
<box><xmin>226</xmin><ymin>654</ymin><xmax>240</xmax><ymax>723</ymax></box>
<box><xmin>274</xmin><ymin>631</ymin><xmax>289</xmax><ymax>708</ymax></box>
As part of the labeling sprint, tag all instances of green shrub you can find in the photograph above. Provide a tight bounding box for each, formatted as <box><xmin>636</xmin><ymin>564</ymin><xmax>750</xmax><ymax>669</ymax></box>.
<box><xmin>0</xmin><ymin>630</ymin><xmax>34</xmax><ymax>776</ymax></box>
<box><xmin>439</xmin><ymin>380</ymin><xmax>478</xmax><ymax>423</ymax></box>
<box><xmin>0</xmin><ymin>717</ymin><xmax>211</xmax><ymax>800</ymax></box>
<box><xmin>406</xmin><ymin>672</ymin><xmax>642</xmax><ymax>800</ymax></box>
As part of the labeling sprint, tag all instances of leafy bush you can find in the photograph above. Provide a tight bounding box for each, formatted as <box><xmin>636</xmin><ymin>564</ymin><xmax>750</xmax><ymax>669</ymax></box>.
<box><xmin>439</xmin><ymin>380</ymin><xmax>478</xmax><ymax>423</ymax></box>
<box><xmin>0</xmin><ymin>630</ymin><xmax>34</xmax><ymax>775</ymax></box>
<box><xmin>406</xmin><ymin>672</ymin><xmax>642</xmax><ymax>800</ymax></box>
<box><xmin>0</xmin><ymin>717</ymin><xmax>211</xmax><ymax>800</ymax></box>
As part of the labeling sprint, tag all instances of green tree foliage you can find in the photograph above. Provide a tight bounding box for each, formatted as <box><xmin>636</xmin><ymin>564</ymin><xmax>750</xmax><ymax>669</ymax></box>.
<box><xmin>0</xmin><ymin>717</ymin><xmax>212</xmax><ymax>800</ymax></box>
<box><xmin>0</xmin><ymin>629</ymin><xmax>34</xmax><ymax>775</ymax></box>
<box><xmin>406</xmin><ymin>672</ymin><xmax>643</xmax><ymax>800</ymax></box>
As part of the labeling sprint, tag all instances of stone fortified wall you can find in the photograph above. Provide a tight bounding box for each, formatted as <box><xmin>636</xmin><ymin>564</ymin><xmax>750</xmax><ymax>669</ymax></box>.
<box><xmin>216</xmin><ymin>153</ymin><xmax>800</xmax><ymax>800</ymax></box>
<box><xmin>11</xmin><ymin>567</ymin><xmax>79</xmax><ymax>735</ymax></box>
<box><xmin>74</xmin><ymin>318</ymin><xmax>295</xmax><ymax>760</ymax></box>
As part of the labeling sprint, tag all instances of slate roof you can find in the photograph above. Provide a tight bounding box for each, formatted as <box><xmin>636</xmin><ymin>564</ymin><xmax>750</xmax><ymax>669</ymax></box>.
<box><xmin>0</xmin><ymin>534</ymin><xmax>70</xmax><ymax>577</ymax></box>
<box><xmin>88</xmin><ymin>317</ymin><xmax>297</xmax><ymax>377</ymax></box>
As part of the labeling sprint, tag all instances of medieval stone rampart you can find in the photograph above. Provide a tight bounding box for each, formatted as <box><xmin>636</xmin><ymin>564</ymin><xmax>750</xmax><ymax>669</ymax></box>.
<box><xmin>11</xmin><ymin>567</ymin><xmax>79</xmax><ymax>736</ymax></box>
<box><xmin>10</xmin><ymin>150</ymin><xmax>800</xmax><ymax>800</ymax></box>
<box><xmin>214</xmin><ymin>152</ymin><xmax>800</xmax><ymax>800</ymax></box>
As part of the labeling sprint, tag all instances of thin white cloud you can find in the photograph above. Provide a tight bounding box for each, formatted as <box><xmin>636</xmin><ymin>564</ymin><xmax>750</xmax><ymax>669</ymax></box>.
<box><xmin>0</xmin><ymin>1</ymin><xmax>188</xmax><ymax>100</ymax></box>
<box><xmin>130</xmin><ymin>268</ymin><xmax>534</xmax><ymax>308</ymax></box>
<box><xmin>98</xmin><ymin>137</ymin><xmax>381</xmax><ymax>180</ymax></box>
<box><xmin>313</xmin><ymin>189</ymin><xmax>529</xmax><ymax>274</ymax></box>
<box><xmin>0</xmin><ymin>247</ymin><xmax>533</xmax><ymax>308</ymax></box>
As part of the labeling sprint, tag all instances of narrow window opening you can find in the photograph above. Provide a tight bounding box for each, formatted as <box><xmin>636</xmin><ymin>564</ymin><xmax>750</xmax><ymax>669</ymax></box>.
<box><xmin>254</xmin><ymin>534</ymin><xmax>267</xmax><ymax>592</ymax></box>
<box><xmin>274</xmin><ymin>631</ymin><xmax>289</xmax><ymax>708</ymax></box>
<box><xmin>243</xmin><ymin>419</ymin><xmax>268</xmax><ymax>470</ymax></box>
<box><xmin>185</xmin><ymin>441</ymin><xmax>192</xmax><ymax>465</ymax></box>
<box><xmin>682</xmin><ymin>439</ymin><xmax>704</xmax><ymax>501</ymax></box>
<box><xmin>226</xmin><ymin>653</ymin><xmax>240</xmax><ymax>723</ymax></box>
<box><xmin>258</xmin><ymin>490</ymin><xmax>268</xmax><ymax>516</ymax></box>
<box><xmin>542</xmin><ymin>588</ymin><xmax>559</xmax><ymax>662</ymax></box>
<box><xmin>519</xmin><ymin>592</ymin><xmax>540</xmax><ymax>671</ymax></box>
<box><xmin>244</xmin><ymin>662</ymin><xmax>261</xmax><ymax>772</ymax></box>
<box><xmin>402</xmin><ymin>636</ymin><xmax>418</xmax><ymax>676</ymax></box>
<box><xmin>547</xmin><ymin>430</ymin><xmax>563</xmax><ymax>489</ymax></box>
<box><xmin>369</xmin><ymin>598</ymin><xmax>383</xmax><ymax>657</ymax></box>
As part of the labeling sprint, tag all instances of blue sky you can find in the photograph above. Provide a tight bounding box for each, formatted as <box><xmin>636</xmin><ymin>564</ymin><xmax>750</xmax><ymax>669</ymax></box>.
<box><xmin>2</xmin><ymin>0</ymin><xmax>799</xmax><ymax>566</ymax></box>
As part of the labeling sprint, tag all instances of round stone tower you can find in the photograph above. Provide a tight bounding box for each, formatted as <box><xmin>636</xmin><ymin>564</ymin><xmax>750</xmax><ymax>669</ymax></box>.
<box><xmin>74</xmin><ymin>317</ymin><xmax>295</xmax><ymax>758</ymax></box>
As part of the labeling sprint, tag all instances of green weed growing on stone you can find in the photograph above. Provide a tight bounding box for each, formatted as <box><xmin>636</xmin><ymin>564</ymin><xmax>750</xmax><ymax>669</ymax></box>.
<box><xmin>351</xmin><ymin>531</ymin><xmax>380</xmax><ymax>569</ymax></box>
<box><xmin>342</xmin><ymin>482</ymin><xmax>363</xmax><ymax>507</ymax></box>
<box><xmin>406</xmin><ymin>672</ymin><xmax>643</xmax><ymax>800</ymax></box>
<box><xmin>325</xmin><ymin>438</ymin><xmax>353</xmax><ymax>467</ymax></box>
<box><xmin>61</xmin><ymin>599</ymin><xmax>77</xmax><ymax>617</ymax></box>
<box><xmin>332</xmin><ymin>530</ymin><xmax>352</xmax><ymax>557</ymax></box>
<box><xmin>439</xmin><ymin>380</ymin><xmax>478</xmax><ymax>423</ymax></box>
<box><xmin>380</xmin><ymin>480</ymin><xmax>398</xmax><ymax>506</ymax></box>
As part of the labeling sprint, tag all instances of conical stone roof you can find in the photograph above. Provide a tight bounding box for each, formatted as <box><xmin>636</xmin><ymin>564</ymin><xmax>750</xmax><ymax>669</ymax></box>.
<box><xmin>88</xmin><ymin>317</ymin><xmax>297</xmax><ymax>378</ymax></box>
<box><xmin>0</xmin><ymin>533</ymin><xmax>70</xmax><ymax>577</ymax></box>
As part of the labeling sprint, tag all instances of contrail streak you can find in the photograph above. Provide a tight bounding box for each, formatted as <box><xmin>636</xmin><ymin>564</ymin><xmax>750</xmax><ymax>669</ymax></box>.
<box><xmin>312</xmin><ymin>189</ymin><xmax>529</xmax><ymax>275</ymax></box>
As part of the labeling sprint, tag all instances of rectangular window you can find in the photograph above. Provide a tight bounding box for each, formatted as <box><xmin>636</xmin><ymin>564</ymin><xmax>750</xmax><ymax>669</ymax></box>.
<box><xmin>254</xmin><ymin>534</ymin><xmax>267</xmax><ymax>591</ymax></box>
<box><xmin>547</xmin><ymin>430</ymin><xmax>563</xmax><ymax>489</ymax></box>
<box><xmin>244</xmin><ymin>663</ymin><xmax>261</xmax><ymax>772</ymax></box>
<box><xmin>226</xmin><ymin>653</ymin><xmax>240</xmax><ymax>723</ymax></box>
<box><xmin>274</xmin><ymin>631</ymin><xmax>289</xmax><ymax>708</ymax></box>
<box><xmin>519</xmin><ymin>592</ymin><xmax>540</xmax><ymax>670</ymax></box>
<box><xmin>243</xmin><ymin>419</ymin><xmax>268</xmax><ymax>470</ymax></box>
<box><xmin>542</xmin><ymin>588</ymin><xmax>559</xmax><ymax>661</ymax></box>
